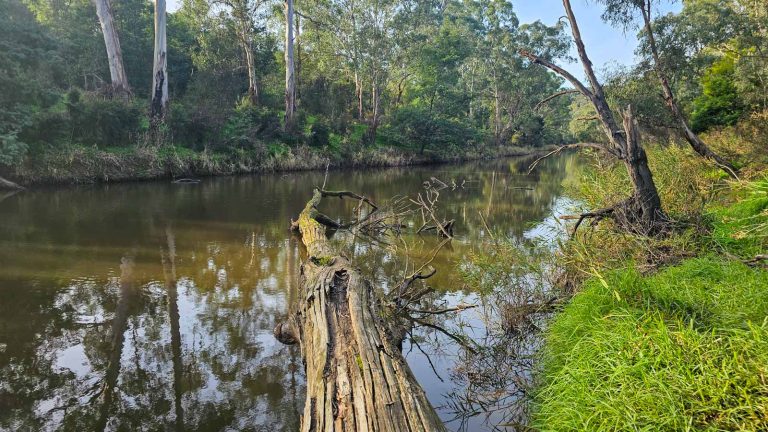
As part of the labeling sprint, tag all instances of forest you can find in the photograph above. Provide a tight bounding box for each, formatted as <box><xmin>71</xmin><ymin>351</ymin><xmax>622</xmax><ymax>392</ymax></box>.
<box><xmin>1</xmin><ymin>0</ymin><xmax>760</xmax><ymax>187</ymax></box>
<box><xmin>1</xmin><ymin>0</ymin><xmax>767</xmax><ymax>431</ymax></box>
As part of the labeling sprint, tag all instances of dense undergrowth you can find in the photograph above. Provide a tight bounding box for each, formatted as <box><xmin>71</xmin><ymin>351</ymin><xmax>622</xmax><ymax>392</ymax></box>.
<box><xmin>464</xmin><ymin>115</ymin><xmax>768</xmax><ymax>431</ymax></box>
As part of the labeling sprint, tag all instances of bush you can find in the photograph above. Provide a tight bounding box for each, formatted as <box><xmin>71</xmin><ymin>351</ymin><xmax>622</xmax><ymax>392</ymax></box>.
<box><xmin>691</xmin><ymin>57</ymin><xmax>745</xmax><ymax>133</ymax></box>
<box><xmin>65</xmin><ymin>90</ymin><xmax>143</xmax><ymax>147</ymax></box>
<box><xmin>221</xmin><ymin>103</ymin><xmax>282</xmax><ymax>150</ymax></box>
<box><xmin>0</xmin><ymin>133</ymin><xmax>28</xmax><ymax>167</ymax></box>
<box><xmin>384</xmin><ymin>106</ymin><xmax>480</xmax><ymax>154</ymax></box>
<box><xmin>308</xmin><ymin>120</ymin><xmax>331</xmax><ymax>148</ymax></box>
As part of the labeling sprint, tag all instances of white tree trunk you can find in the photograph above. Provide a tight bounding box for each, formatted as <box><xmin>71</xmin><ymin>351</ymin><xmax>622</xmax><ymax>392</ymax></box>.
<box><xmin>150</xmin><ymin>0</ymin><xmax>168</xmax><ymax>122</ymax></box>
<box><xmin>243</xmin><ymin>38</ymin><xmax>259</xmax><ymax>105</ymax></box>
<box><xmin>93</xmin><ymin>0</ymin><xmax>130</xmax><ymax>97</ymax></box>
<box><xmin>284</xmin><ymin>0</ymin><xmax>297</xmax><ymax>130</ymax></box>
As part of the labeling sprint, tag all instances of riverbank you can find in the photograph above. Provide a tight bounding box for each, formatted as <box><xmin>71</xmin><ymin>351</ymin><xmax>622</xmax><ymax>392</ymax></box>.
<box><xmin>527</xmin><ymin>126</ymin><xmax>768</xmax><ymax>430</ymax></box>
<box><xmin>1</xmin><ymin>142</ymin><xmax>548</xmax><ymax>187</ymax></box>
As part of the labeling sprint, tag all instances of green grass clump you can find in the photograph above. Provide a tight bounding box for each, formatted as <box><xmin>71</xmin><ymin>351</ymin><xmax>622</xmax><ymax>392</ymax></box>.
<box><xmin>709</xmin><ymin>178</ymin><xmax>768</xmax><ymax>257</ymax></box>
<box><xmin>532</xmin><ymin>258</ymin><xmax>768</xmax><ymax>431</ymax></box>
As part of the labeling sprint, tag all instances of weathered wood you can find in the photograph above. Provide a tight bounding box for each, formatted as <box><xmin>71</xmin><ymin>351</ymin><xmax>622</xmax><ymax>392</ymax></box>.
<box><xmin>276</xmin><ymin>189</ymin><xmax>447</xmax><ymax>432</ymax></box>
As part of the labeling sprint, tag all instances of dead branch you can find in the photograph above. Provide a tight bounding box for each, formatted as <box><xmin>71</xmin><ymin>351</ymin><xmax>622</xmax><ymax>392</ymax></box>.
<box><xmin>534</xmin><ymin>89</ymin><xmax>580</xmax><ymax>111</ymax></box>
<box><xmin>561</xmin><ymin>206</ymin><xmax>616</xmax><ymax>236</ymax></box>
<box><xmin>319</xmin><ymin>188</ymin><xmax>378</xmax><ymax>210</ymax></box>
<box><xmin>527</xmin><ymin>143</ymin><xmax>614</xmax><ymax>174</ymax></box>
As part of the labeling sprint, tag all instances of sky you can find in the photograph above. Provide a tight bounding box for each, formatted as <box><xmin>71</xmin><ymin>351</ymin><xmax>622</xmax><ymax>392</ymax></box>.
<box><xmin>166</xmin><ymin>0</ymin><xmax>682</xmax><ymax>80</ymax></box>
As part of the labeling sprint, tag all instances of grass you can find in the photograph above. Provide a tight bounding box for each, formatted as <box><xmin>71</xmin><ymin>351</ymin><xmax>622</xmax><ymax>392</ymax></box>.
<box><xmin>709</xmin><ymin>178</ymin><xmax>768</xmax><ymax>258</ymax></box>
<box><xmin>532</xmin><ymin>258</ymin><xmax>768</xmax><ymax>432</ymax></box>
<box><xmin>528</xmin><ymin>124</ymin><xmax>768</xmax><ymax>431</ymax></box>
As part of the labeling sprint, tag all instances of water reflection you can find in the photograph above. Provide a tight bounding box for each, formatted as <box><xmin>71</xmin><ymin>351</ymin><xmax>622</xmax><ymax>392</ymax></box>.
<box><xmin>0</xmin><ymin>154</ymin><xmax>579</xmax><ymax>431</ymax></box>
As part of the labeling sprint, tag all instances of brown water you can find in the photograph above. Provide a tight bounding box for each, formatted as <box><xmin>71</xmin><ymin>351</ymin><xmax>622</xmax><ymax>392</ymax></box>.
<box><xmin>0</xmin><ymin>154</ymin><xmax>580</xmax><ymax>432</ymax></box>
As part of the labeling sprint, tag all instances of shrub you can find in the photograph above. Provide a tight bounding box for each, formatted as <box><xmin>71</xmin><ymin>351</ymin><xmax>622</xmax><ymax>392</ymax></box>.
<box><xmin>221</xmin><ymin>103</ymin><xmax>282</xmax><ymax>150</ymax></box>
<box><xmin>308</xmin><ymin>120</ymin><xmax>331</xmax><ymax>148</ymax></box>
<box><xmin>65</xmin><ymin>90</ymin><xmax>143</xmax><ymax>147</ymax></box>
<box><xmin>384</xmin><ymin>106</ymin><xmax>480</xmax><ymax>154</ymax></box>
<box><xmin>691</xmin><ymin>57</ymin><xmax>745</xmax><ymax>133</ymax></box>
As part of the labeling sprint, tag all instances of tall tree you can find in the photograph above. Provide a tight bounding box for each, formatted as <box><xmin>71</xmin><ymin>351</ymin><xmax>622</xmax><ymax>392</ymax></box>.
<box><xmin>284</xmin><ymin>0</ymin><xmax>297</xmax><ymax>130</ymax></box>
<box><xmin>217</xmin><ymin>0</ymin><xmax>263</xmax><ymax>105</ymax></box>
<box><xmin>93</xmin><ymin>0</ymin><xmax>131</xmax><ymax>97</ymax></box>
<box><xmin>150</xmin><ymin>0</ymin><xmax>169</xmax><ymax>123</ymax></box>
<box><xmin>598</xmin><ymin>0</ymin><xmax>737</xmax><ymax>178</ymax></box>
<box><xmin>522</xmin><ymin>0</ymin><xmax>665</xmax><ymax>233</ymax></box>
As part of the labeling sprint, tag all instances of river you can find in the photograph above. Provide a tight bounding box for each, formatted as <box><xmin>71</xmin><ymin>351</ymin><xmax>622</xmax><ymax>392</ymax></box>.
<box><xmin>0</xmin><ymin>153</ymin><xmax>580</xmax><ymax>431</ymax></box>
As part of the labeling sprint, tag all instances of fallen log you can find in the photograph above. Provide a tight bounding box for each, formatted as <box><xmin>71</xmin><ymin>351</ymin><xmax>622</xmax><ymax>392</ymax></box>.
<box><xmin>275</xmin><ymin>189</ymin><xmax>447</xmax><ymax>432</ymax></box>
<box><xmin>0</xmin><ymin>175</ymin><xmax>24</xmax><ymax>190</ymax></box>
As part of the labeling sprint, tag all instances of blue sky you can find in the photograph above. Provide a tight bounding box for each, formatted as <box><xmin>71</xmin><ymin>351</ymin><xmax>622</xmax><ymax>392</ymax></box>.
<box><xmin>166</xmin><ymin>0</ymin><xmax>681</xmax><ymax>79</ymax></box>
<box><xmin>513</xmin><ymin>0</ymin><xmax>681</xmax><ymax>79</ymax></box>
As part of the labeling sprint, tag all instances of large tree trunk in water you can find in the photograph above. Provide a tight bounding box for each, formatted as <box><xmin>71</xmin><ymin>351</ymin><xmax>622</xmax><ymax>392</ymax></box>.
<box><xmin>275</xmin><ymin>190</ymin><xmax>446</xmax><ymax>432</ymax></box>
<box><xmin>284</xmin><ymin>0</ymin><xmax>297</xmax><ymax>131</ymax></box>
<box><xmin>93</xmin><ymin>0</ymin><xmax>130</xmax><ymax>98</ymax></box>
<box><xmin>640</xmin><ymin>1</ymin><xmax>737</xmax><ymax>178</ymax></box>
<box><xmin>150</xmin><ymin>0</ymin><xmax>168</xmax><ymax>123</ymax></box>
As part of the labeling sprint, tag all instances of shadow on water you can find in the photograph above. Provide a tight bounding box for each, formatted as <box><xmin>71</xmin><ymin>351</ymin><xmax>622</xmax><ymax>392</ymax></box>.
<box><xmin>0</xmin><ymin>153</ymin><xmax>580</xmax><ymax>431</ymax></box>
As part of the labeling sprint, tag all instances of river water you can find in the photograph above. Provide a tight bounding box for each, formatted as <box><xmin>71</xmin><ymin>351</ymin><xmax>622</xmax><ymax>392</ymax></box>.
<box><xmin>0</xmin><ymin>154</ymin><xmax>579</xmax><ymax>431</ymax></box>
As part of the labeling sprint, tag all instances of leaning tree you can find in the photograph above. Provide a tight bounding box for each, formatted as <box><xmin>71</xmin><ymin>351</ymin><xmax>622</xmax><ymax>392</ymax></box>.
<box><xmin>597</xmin><ymin>0</ymin><xmax>738</xmax><ymax>178</ymax></box>
<box><xmin>521</xmin><ymin>0</ymin><xmax>666</xmax><ymax>235</ymax></box>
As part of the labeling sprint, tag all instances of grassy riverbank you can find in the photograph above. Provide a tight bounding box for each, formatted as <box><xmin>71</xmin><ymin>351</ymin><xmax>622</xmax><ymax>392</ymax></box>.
<box><xmin>528</xmin><ymin>121</ymin><xmax>768</xmax><ymax>430</ymax></box>
<box><xmin>4</xmin><ymin>142</ymin><xmax>543</xmax><ymax>186</ymax></box>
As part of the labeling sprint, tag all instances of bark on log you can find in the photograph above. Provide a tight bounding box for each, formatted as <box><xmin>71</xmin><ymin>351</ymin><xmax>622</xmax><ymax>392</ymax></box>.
<box><xmin>275</xmin><ymin>189</ymin><xmax>446</xmax><ymax>432</ymax></box>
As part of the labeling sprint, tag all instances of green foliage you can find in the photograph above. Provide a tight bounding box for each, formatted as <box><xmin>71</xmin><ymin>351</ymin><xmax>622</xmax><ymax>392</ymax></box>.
<box><xmin>691</xmin><ymin>57</ymin><xmax>745</xmax><ymax>132</ymax></box>
<box><xmin>65</xmin><ymin>91</ymin><xmax>143</xmax><ymax>147</ymax></box>
<box><xmin>307</xmin><ymin>119</ymin><xmax>331</xmax><ymax>148</ymax></box>
<box><xmin>0</xmin><ymin>0</ymin><xmax>63</xmax><ymax>165</ymax></box>
<box><xmin>383</xmin><ymin>106</ymin><xmax>481</xmax><ymax>154</ymax></box>
<box><xmin>221</xmin><ymin>103</ymin><xmax>281</xmax><ymax>150</ymax></box>
<box><xmin>533</xmin><ymin>258</ymin><xmax>768</xmax><ymax>431</ymax></box>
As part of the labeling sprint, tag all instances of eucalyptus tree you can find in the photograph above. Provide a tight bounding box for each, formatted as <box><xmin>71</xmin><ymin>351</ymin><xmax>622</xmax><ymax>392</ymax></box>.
<box><xmin>93</xmin><ymin>0</ymin><xmax>131</xmax><ymax>97</ymax></box>
<box><xmin>285</xmin><ymin>0</ymin><xmax>296</xmax><ymax>129</ymax></box>
<box><xmin>597</xmin><ymin>0</ymin><xmax>737</xmax><ymax>177</ymax></box>
<box><xmin>213</xmin><ymin>0</ymin><xmax>270</xmax><ymax>105</ymax></box>
<box><xmin>150</xmin><ymin>0</ymin><xmax>169</xmax><ymax>122</ymax></box>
